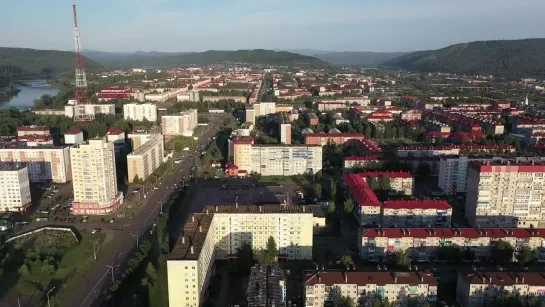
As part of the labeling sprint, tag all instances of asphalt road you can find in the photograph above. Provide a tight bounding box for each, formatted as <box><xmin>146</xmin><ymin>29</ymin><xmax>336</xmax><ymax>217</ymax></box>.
<box><xmin>61</xmin><ymin>123</ymin><xmax>222</xmax><ymax>307</ymax></box>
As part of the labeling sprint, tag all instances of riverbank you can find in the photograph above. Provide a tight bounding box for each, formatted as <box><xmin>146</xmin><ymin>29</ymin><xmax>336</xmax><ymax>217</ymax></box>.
<box><xmin>0</xmin><ymin>85</ymin><xmax>21</xmax><ymax>102</ymax></box>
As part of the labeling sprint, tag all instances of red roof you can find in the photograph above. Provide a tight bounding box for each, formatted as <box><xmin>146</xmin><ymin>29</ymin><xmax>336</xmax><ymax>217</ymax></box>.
<box><xmin>343</xmin><ymin>173</ymin><xmax>380</xmax><ymax>207</ymax></box>
<box><xmin>233</xmin><ymin>139</ymin><xmax>253</xmax><ymax>145</ymax></box>
<box><xmin>107</xmin><ymin>128</ymin><xmax>124</xmax><ymax>135</ymax></box>
<box><xmin>17</xmin><ymin>135</ymin><xmax>53</xmax><ymax>142</ymax></box>
<box><xmin>305</xmin><ymin>271</ymin><xmax>437</xmax><ymax>286</ymax></box>
<box><xmin>362</xmin><ymin>228</ymin><xmax>545</xmax><ymax>239</ymax></box>
<box><xmin>65</xmin><ymin>128</ymin><xmax>82</xmax><ymax>135</ymax></box>
<box><xmin>304</xmin><ymin>133</ymin><xmax>365</xmax><ymax>138</ymax></box>
<box><xmin>382</xmin><ymin>200</ymin><xmax>451</xmax><ymax>210</ymax></box>
<box><xmin>469</xmin><ymin>161</ymin><xmax>545</xmax><ymax>173</ymax></box>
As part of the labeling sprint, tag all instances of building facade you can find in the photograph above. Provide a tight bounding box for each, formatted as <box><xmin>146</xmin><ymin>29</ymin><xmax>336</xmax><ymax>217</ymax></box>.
<box><xmin>70</xmin><ymin>138</ymin><xmax>122</xmax><ymax>215</ymax></box>
<box><xmin>123</xmin><ymin>103</ymin><xmax>158</xmax><ymax>122</ymax></box>
<box><xmin>168</xmin><ymin>205</ymin><xmax>316</xmax><ymax>307</ymax></box>
<box><xmin>0</xmin><ymin>146</ymin><xmax>71</xmax><ymax>183</ymax></box>
<box><xmin>279</xmin><ymin>123</ymin><xmax>291</xmax><ymax>145</ymax></box>
<box><xmin>465</xmin><ymin>160</ymin><xmax>545</xmax><ymax>228</ymax></box>
<box><xmin>161</xmin><ymin>109</ymin><xmax>198</xmax><ymax>136</ymax></box>
<box><xmin>127</xmin><ymin>134</ymin><xmax>164</xmax><ymax>183</ymax></box>
<box><xmin>304</xmin><ymin>133</ymin><xmax>365</xmax><ymax>146</ymax></box>
<box><xmin>304</xmin><ymin>271</ymin><xmax>437</xmax><ymax>307</ymax></box>
<box><xmin>0</xmin><ymin>165</ymin><xmax>31</xmax><ymax>212</ymax></box>
<box><xmin>382</xmin><ymin>200</ymin><xmax>452</xmax><ymax>228</ymax></box>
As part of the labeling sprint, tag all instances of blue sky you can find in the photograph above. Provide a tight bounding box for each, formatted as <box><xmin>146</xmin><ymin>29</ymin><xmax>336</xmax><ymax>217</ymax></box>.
<box><xmin>2</xmin><ymin>0</ymin><xmax>545</xmax><ymax>52</ymax></box>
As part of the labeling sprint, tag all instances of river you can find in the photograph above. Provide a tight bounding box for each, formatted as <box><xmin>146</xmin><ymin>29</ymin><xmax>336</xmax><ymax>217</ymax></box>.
<box><xmin>0</xmin><ymin>79</ymin><xmax>59</xmax><ymax>109</ymax></box>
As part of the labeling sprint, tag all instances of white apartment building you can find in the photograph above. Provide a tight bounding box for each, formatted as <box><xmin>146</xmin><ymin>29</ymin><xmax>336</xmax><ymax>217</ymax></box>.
<box><xmin>167</xmin><ymin>205</ymin><xmax>316</xmax><ymax>307</ymax></box>
<box><xmin>123</xmin><ymin>103</ymin><xmax>157</xmax><ymax>122</ymax></box>
<box><xmin>161</xmin><ymin>109</ymin><xmax>198</xmax><ymax>136</ymax></box>
<box><xmin>0</xmin><ymin>146</ymin><xmax>71</xmax><ymax>183</ymax></box>
<box><xmin>127</xmin><ymin>134</ymin><xmax>164</xmax><ymax>183</ymax></box>
<box><xmin>279</xmin><ymin>122</ymin><xmax>291</xmax><ymax>144</ymax></box>
<box><xmin>304</xmin><ymin>271</ymin><xmax>437</xmax><ymax>307</ymax></box>
<box><xmin>465</xmin><ymin>160</ymin><xmax>545</xmax><ymax>228</ymax></box>
<box><xmin>0</xmin><ymin>165</ymin><xmax>31</xmax><ymax>212</ymax></box>
<box><xmin>70</xmin><ymin>137</ymin><xmax>122</xmax><ymax>215</ymax></box>
<box><xmin>457</xmin><ymin>272</ymin><xmax>545</xmax><ymax>307</ymax></box>
<box><xmin>255</xmin><ymin>102</ymin><xmax>276</xmax><ymax>116</ymax></box>
<box><xmin>382</xmin><ymin>200</ymin><xmax>452</xmax><ymax>228</ymax></box>
<box><xmin>64</xmin><ymin>104</ymin><xmax>115</xmax><ymax>118</ymax></box>
<box><xmin>358</xmin><ymin>228</ymin><xmax>545</xmax><ymax>262</ymax></box>
<box><xmin>64</xmin><ymin>128</ymin><xmax>84</xmax><ymax>145</ymax></box>
<box><xmin>233</xmin><ymin>141</ymin><xmax>322</xmax><ymax>176</ymax></box>
<box><xmin>128</xmin><ymin>132</ymin><xmax>155</xmax><ymax>151</ymax></box>
<box><xmin>361</xmin><ymin>171</ymin><xmax>414</xmax><ymax>195</ymax></box>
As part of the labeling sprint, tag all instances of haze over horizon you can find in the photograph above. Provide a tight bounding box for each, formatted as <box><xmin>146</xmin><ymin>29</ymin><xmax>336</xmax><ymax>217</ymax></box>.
<box><xmin>2</xmin><ymin>0</ymin><xmax>545</xmax><ymax>53</ymax></box>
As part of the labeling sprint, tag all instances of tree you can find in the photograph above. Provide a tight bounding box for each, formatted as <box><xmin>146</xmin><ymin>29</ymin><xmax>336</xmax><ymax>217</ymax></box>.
<box><xmin>340</xmin><ymin>255</ymin><xmax>353</xmax><ymax>266</ymax></box>
<box><xmin>328</xmin><ymin>201</ymin><xmax>336</xmax><ymax>214</ymax></box>
<box><xmin>132</xmin><ymin>174</ymin><xmax>141</xmax><ymax>184</ymax></box>
<box><xmin>396</xmin><ymin>251</ymin><xmax>411</xmax><ymax>268</ymax></box>
<box><xmin>343</xmin><ymin>198</ymin><xmax>354</xmax><ymax>213</ymax></box>
<box><xmin>188</xmin><ymin>84</ymin><xmax>193</xmax><ymax>90</ymax></box>
<box><xmin>18</xmin><ymin>264</ymin><xmax>30</xmax><ymax>276</ymax></box>
<box><xmin>368</xmin><ymin>177</ymin><xmax>379</xmax><ymax>190</ymax></box>
<box><xmin>328</xmin><ymin>179</ymin><xmax>337</xmax><ymax>200</ymax></box>
<box><xmin>235</xmin><ymin>242</ymin><xmax>254</xmax><ymax>275</ymax></box>
<box><xmin>257</xmin><ymin>236</ymin><xmax>277</xmax><ymax>264</ymax></box>
<box><xmin>517</xmin><ymin>247</ymin><xmax>538</xmax><ymax>265</ymax></box>
<box><xmin>436</xmin><ymin>245</ymin><xmax>463</xmax><ymax>262</ymax></box>
<box><xmin>313</xmin><ymin>183</ymin><xmax>322</xmax><ymax>199</ymax></box>
<box><xmin>145</xmin><ymin>263</ymin><xmax>157</xmax><ymax>282</ymax></box>
<box><xmin>377</xmin><ymin>175</ymin><xmax>391</xmax><ymax>191</ymax></box>
<box><xmin>339</xmin><ymin>296</ymin><xmax>355</xmax><ymax>307</ymax></box>
<box><xmin>494</xmin><ymin>240</ymin><xmax>515</xmax><ymax>264</ymax></box>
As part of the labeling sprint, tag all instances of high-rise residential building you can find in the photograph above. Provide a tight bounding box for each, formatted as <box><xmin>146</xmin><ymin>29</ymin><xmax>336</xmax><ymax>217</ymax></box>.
<box><xmin>465</xmin><ymin>160</ymin><xmax>545</xmax><ymax>228</ymax></box>
<box><xmin>168</xmin><ymin>205</ymin><xmax>317</xmax><ymax>307</ymax></box>
<box><xmin>0</xmin><ymin>146</ymin><xmax>72</xmax><ymax>183</ymax></box>
<box><xmin>245</xmin><ymin>108</ymin><xmax>256</xmax><ymax>124</ymax></box>
<box><xmin>279</xmin><ymin>122</ymin><xmax>291</xmax><ymax>144</ymax></box>
<box><xmin>456</xmin><ymin>272</ymin><xmax>545</xmax><ymax>307</ymax></box>
<box><xmin>304</xmin><ymin>271</ymin><xmax>437</xmax><ymax>307</ymax></box>
<box><xmin>358</xmin><ymin>228</ymin><xmax>545</xmax><ymax>262</ymax></box>
<box><xmin>70</xmin><ymin>137</ymin><xmax>122</xmax><ymax>215</ymax></box>
<box><xmin>64</xmin><ymin>104</ymin><xmax>115</xmax><ymax>118</ymax></box>
<box><xmin>0</xmin><ymin>165</ymin><xmax>31</xmax><ymax>212</ymax></box>
<box><xmin>123</xmin><ymin>103</ymin><xmax>157</xmax><ymax>122</ymax></box>
<box><xmin>127</xmin><ymin>134</ymin><xmax>164</xmax><ymax>183</ymax></box>
<box><xmin>128</xmin><ymin>131</ymin><xmax>155</xmax><ymax>151</ymax></box>
<box><xmin>161</xmin><ymin>109</ymin><xmax>198</xmax><ymax>136</ymax></box>
<box><xmin>233</xmin><ymin>141</ymin><xmax>322</xmax><ymax>176</ymax></box>
<box><xmin>381</xmin><ymin>200</ymin><xmax>452</xmax><ymax>228</ymax></box>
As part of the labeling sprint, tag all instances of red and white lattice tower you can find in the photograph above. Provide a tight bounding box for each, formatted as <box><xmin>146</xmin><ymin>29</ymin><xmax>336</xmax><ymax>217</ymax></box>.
<box><xmin>72</xmin><ymin>0</ymin><xmax>92</xmax><ymax>121</ymax></box>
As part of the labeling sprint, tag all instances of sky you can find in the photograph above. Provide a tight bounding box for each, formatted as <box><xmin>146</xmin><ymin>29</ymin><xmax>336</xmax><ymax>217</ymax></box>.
<box><xmin>2</xmin><ymin>0</ymin><xmax>545</xmax><ymax>53</ymax></box>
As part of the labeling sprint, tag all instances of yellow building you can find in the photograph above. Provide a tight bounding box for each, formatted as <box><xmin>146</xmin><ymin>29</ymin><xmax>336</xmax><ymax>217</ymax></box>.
<box><xmin>127</xmin><ymin>134</ymin><xmax>164</xmax><ymax>183</ymax></box>
<box><xmin>305</xmin><ymin>271</ymin><xmax>437</xmax><ymax>307</ymax></box>
<box><xmin>457</xmin><ymin>272</ymin><xmax>545</xmax><ymax>307</ymax></box>
<box><xmin>70</xmin><ymin>137</ymin><xmax>122</xmax><ymax>215</ymax></box>
<box><xmin>168</xmin><ymin>205</ymin><xmax>317</xmax><ymax>307</ymax></box>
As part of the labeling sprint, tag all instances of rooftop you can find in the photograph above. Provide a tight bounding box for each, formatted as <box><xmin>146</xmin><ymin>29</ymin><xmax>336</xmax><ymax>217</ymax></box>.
<box><xmin>463</xmin><ymin>272</ymin><xmax>545</xmax><ymax>286</ymax></box>
<box><xmin>358</xmin><ymin>171</ymin><xmax>413</xmax><ymax>179</ymax></box>
<box><xmin>0</xmin><ymin>164</ymin><xmax>27</xmax><ymax>172</ymax></box>
<box><xmin>305</xmin><ymin>271</ymin><xmax>437</xmax><ymax>286</ymax></box>
<box><xmin>247</xmin><ymin>264</ymin><xmax>286</xmax><ymax>307</ymax></box>
<box><xmin>382</xmin><ymin>200</ymin><xmax>452</xmax><ymax>210</ymax></box>
<box><xmin>362</xmin><ymin>227</ymin><xmax>545</xmax><ymax>239</ymax></box>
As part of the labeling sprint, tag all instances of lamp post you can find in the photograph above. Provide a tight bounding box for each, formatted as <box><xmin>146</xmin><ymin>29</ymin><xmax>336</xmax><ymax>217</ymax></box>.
<box><xmin>131</xmin><ymin>232</ymin><xmax>140</xmax><ymax>248</ymax></box>
<box><xmin>93</xmin><ymin>241</ymin><xmax>99</xmax><ymax>260</ymax></box>
<box><xmin>105</xmin><ymin>265</ymin><xmax>119</xmax><ymax>283</ymax></box>
<box><xmin>47</xmin><ymin>286</ymin><xmax>56</xmax><ymax>307</ymax></box>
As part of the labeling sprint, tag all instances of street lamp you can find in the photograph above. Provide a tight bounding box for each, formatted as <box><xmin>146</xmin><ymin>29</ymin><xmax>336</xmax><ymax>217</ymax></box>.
<box><xmin>105</xmin><ymin>265</ymin><xmax>119</xmax><ymax>283</ymax></box>
<box><xmin>131</xmin><ymin>232</ymin><xmax>140</xmax><ymax>248</ymax></box>
<box><xmin>47</xmin><ymin>286</ymin><xmax>55</xmax><ymax>307</ymax></box>
<box><xmin>93</xmin><ymin>241</ymin><xmax>99</xmax><ymax>260</ymax></box>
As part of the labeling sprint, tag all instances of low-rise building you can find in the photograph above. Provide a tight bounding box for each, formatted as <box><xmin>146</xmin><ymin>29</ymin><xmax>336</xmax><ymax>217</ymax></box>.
<box><xmin>16</xmin><ymin>135</ymin><xmax>54</xmax><ymax>147</ymax></box>
<box><xmin>127</xmin><ymin>134</ymin><xmax>164</xmax><ymax>183</ymax></box>
<box><xmin>167</xmin><ymin>205</ymin><xmax>316</xmax><ymax>307</ymax></box>
<box><xmin>64</xmin><ymin>128</ymin><xmax>84</xmax><ymax>145</ymax></box>
<box><xmin>17</xmin><ymin>126</ymin><xmax>49</xmax><ymax>137</ymax></box>
<box><xmin>304</xmin><ymin>271</ymin><xmax>437</xmax><ymax>307</ymax></box>
<box><xmin>0</xmin><ymin>165</ymin><xmax>31</xmax><ymax>212</ymax></box>
<box><xmin>307</xmin><ymin>113</ymin><xmax>319</xmax><ymax>126</ymax></box>
<box><xmin>382</xmin><ymin>200</ymin><xmax>452</xmax><ymax>228</ymax></box>
<box><xmin>106</xmin><ymin>128</ymin><xmax>125</xmax><ymax>145</ymax></box>
<box><xmin>457</xmin><ymin>272</ymin><xmax>545</xmax><ymax>307</ymax></box>
<box><xmin>358</xmin><ymin>227</ymin><xmax>545</xmax><ymax>262</ymax></box>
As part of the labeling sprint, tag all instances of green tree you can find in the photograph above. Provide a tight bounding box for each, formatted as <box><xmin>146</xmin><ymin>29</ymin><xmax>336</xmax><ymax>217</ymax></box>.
<box><xmin>368</xmin><ymin>177</ymin><xmax>379</xmax><ymax>190</ymax></box>
<box><xmin>517</xmin><ymin>247</ymin><xmax>538</xmax><ymax>265</ymax></box>
<box><xmin>494</xmin><ymin>240</ymin><xmax>515</xmax><ymax>264</ymax></box>
<box><xmin>257</xmin><ymin>236</ymin><xmax>278</xmax><ymax>264</ymax></box>
<box><xmin>235</xmin><ymin>242</ymin><xmax>254</xmax><ymax>275</ymax></box>
<box><xmin>396</xmin><ymin>251</ymin><xmax>411</xmax><ymax>268</ymax></box>
<box><xmin>132</xmin><ymin>174</ymin><xmax>141</xmax><ymax>184</ymax></box>
<box><xmin>436</xmin><ymin>245</ymin><xmax>463</xmax><ymax>262</ymax></box>
<box><xmin>313</xmin><ymin>183</ymin><xmax>322</xmax><ymax>199</ymax></box>
<box><xmin>339</xmin><ymin>295</ymin><xmax>355</xmax><ymax>307</ymax></box>
<box><xmin>340</xmin><ymin>255</ymin><xmax>353</xmax><ymax>266</ymax></box>
<box><xmin>328</xmin><ymin>201</ymin><xmax>336</xmax><ymax>214</ymax></box>
<box><xmin>18</xmin><ymin>264</ymin><xmax>30</xmax><ymax>276</ymax></box>
<box><xmin>328</xmin><ymin>179</ymin><xmax>337</xmax><ymax>200</ymax></box>
<box><xmin>343</xmin><ymin>198</ymin><xmax>354</xmax><ymax>213</ymax></box>
<box><xmin>146</xmin><ymin>262</ymin><xmax>157</xmax><ymax>282</ymax></box>
<box><xmin>377</xmin><ymin>175</ymin><xmax>391</xmax><ymax>191</ymax></box>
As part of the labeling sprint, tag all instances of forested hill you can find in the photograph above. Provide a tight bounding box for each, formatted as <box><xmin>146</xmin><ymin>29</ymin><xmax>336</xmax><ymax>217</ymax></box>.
<box><xmin>85</xmin><ymin>49</ymin><xmax>329</xmax><ymax>68</ymax></box>
<box><xmin>382</xmin><ymin>38</ymin><xmax>545</xmax><ymax>77</ymax></box>
<box><xmin>0</xmin><ymin>48</ymin><xmax>103</xmax><ymax>77</ymax></box>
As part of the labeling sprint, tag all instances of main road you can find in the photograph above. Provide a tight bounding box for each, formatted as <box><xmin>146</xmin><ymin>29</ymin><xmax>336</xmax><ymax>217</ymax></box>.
<box><xmin>62</xmin><ymin>120</ymin><xmax>224</xmax><ymax>307</ymax></box>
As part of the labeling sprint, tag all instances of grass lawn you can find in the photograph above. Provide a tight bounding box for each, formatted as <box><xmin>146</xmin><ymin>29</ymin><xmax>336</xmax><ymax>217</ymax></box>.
<box><xmin>148</xmin><ymin>260</ymin><xmax>169</xmax><ymax>307</ymax></box>
<box><xmin>257</xmin><ymin>175</ymin><xmax>310</xmax><ymax>186</ymax></box>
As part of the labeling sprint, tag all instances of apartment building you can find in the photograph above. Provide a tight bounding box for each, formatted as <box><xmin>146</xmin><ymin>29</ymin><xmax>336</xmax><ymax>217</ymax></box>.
<box><xmin>304</xmin><ymin>133</ymin><xmax>365</xmax><ymax>146</ymax></box>
<box><xmin>127</xmin><ymin>134</ymin><xmax>164</xmax><ymax>183</ymax></box>
<box><xmin>316</xmin><ymin>101</ymin><xmax>346</xmax><ymax>111</ymax></box>
<box><xmin>64</xmin><ymin>104</ymin><xmax>115</xmax><ymax>118</ymax></box>
<box><xmin>70</xmin><ymin>137</ymin><xmax>122</xmax><ymax>215</ymax></box>
<box><xmin>16</xmin><ymin>126</ymin><xmax>49</xmax><ymax>137</ymax></box>
<box><xmin>344</xmin><ymin>173</ymin><xmax>381</xmax><ymax>226</ymax></box>
<box><xmin>358</xmin><ymin>228</ymin><xmax>545</xmax><ymax>262</ymax></box>
<box><xmin>307</xmin><ymin>113</ymin><xmax>319</xmax><ymax>126</ymax></box>
<box><xmin>168</xmin><ymin>205</ymin><xmax>316</xmax><ymax>307</ymax></box>
<box><xmin>0</xmin><ymin>146</ymin><xmax>71</xmax><ymax>183</ymax></box>
<box><xmin>304</xmin><ymin>271</ymin><xmax>437</xmax><ymax>307</ymax></box>
<box><xmin>233</xmin><ymin>141</ymin><xmax>322</xmax><ymax>176</ymax></box>
<box><xmin>128</xmin><ymin>132</ymin><xmax>155</xmax><ymax>151</ymax></box>
<box><xmin>0</xmin><ymin>165</ymin><xmax>31</xmax><ymax>212</ymax></box>
<box><xmin>279</xmin><ymin>122</ymin><xmax>291</xmax><ymax>144</ymax></box>
<box><xmin>64</xmin><ymin>128</ymin><xmax>84</xmax><ymax>145</ymax></box>
<box><xmin>123</xmin><ymin>103</ymin><xmax>157</xmax><ymax>122</ymax></box>
<box><xmin>361</xmin><ymin>171</ymin><xmax>414</xmax><ymax>195</ymax></box>
<box><xmin>400</xmin><ymin>110</ymin><xmax>422</xmax><ymax>122</ymax></box>
<box><xmin>457</xmin><ymin>272</ymin><xmax>545</xmax><ymax>307</ymax></box>
<box><xmin>465</xmin><ymin>160</ymin><xmax>545</xmax><ymax>228</ymax></box>
<box><xmin>397</xmin><ymin>145</ymin><xmax>516</xmax><ymax>158</ymax></box>
<box><xmin>382</xmin><ymin>200</ymin><xmax>452</xmax><ymax>228</ymax></box>
<box><xmin>245</xmin><ymin>108</ymin><xmax>256</xmax><ymax>124</ymax></box>
<box><xmin>17</xmin><ymin>135</ymin><xmax>54</xmax><ymax>147</ymax></box>
<box><xmin>427</xmin><ymin>120</ymin><xmax>451</xmax><ymax>133</ymax></box>
<box><xmin>161</xmin><ymin>109</ymin><xmax>198</xmax><ymax>136</ymax></box>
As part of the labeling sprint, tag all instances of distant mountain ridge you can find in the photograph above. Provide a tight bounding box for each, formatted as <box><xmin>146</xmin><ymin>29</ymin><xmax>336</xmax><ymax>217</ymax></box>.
<box><xmin>382</xmin><ymin>38</ymin><xmax>545</xmax><ymax>77</ymax></box>
<box><xmin>84</xmin><ymin>49</ymin><xmax>328</xmax><ymax>68</ymax></box>
<box><xmin>0</xmin><ymin>47</ymin><xmax>102</xmax><ymax>77</ymax></box>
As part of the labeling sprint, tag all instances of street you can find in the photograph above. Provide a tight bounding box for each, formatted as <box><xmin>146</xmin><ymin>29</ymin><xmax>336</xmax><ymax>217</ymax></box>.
<box><xmin>61</xmin><ymin>122</ymin><xmax>222</xmax><ymax>307</ymax></box>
